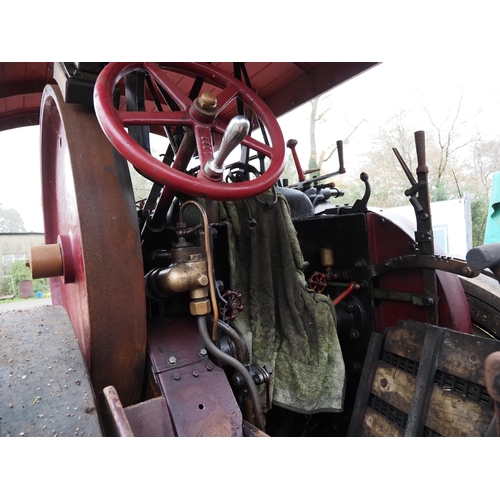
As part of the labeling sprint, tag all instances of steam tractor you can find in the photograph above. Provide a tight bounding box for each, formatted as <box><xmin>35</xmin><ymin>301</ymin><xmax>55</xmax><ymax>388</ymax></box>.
<box><xmin>1</xmin><ymin>62</ymin><xmax>500</xmax><ymax>437</ymax></box>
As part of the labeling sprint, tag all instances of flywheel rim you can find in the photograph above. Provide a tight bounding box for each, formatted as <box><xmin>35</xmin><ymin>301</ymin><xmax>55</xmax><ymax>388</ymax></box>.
<box><xmin>40</xmin><ymin>84</ymin><xmax>147</xmax><ymax>406</ymax></box>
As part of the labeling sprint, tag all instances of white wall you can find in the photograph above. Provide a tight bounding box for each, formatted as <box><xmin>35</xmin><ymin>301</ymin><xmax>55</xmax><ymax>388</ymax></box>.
<box><xmin>381</xmin><ymin>194</ymin><xmax>472</xmax><ymax>259</ymax></box>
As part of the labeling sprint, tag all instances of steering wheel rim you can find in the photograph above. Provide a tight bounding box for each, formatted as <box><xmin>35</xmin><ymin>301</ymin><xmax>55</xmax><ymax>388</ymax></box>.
<box><xmin>93</xmin><ymin>62</ymin><xmax>285</xmax><ymax>201</ymax></box>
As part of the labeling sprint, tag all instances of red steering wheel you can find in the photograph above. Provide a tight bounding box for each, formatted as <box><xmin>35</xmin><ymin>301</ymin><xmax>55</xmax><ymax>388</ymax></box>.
<box><xmin>93</xmin><ymin>62</ymin><xmax>285</xmax><ymax>201</ymax></box>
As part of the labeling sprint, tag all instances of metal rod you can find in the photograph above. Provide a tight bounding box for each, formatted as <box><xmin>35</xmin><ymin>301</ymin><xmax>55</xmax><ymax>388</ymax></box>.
<box><xmin>393</xmin><ymin>147</ymin><xmax>417</xmax><ymax>186</ymax></box>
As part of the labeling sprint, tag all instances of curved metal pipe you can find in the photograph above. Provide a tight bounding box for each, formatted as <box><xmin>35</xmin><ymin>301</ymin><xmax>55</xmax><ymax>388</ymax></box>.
<box><xmin>179</xmin><ymin>200</ymin><xmax>219</xmax><ymax>341</ymax></box>
<box><xmin>197</xmin><ymin>315</ymin><xmax>266</xmax><ymax>432</ymax></box>
<box><xmin>207</xmin><ymin>316</ymin><xmax>249</xmax><ymax>365</ymax></box>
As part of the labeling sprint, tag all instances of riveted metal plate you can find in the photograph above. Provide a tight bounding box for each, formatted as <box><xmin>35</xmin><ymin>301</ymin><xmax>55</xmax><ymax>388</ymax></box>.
<box><xmin>148</xmin><ymin>315</ymin><xmax>242</xmax><ymax>437</ymax></box>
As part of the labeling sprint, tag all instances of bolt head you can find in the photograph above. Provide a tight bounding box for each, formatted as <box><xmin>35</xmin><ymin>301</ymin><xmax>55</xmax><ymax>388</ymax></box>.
<box><xmin>197</xmin><ymin>274</ymin><xmax>209</xmax><ymax>286</ymax></box>
<box><xmin>190</xmin><ymin>299</ymin><xmax>211</xmax><ymax>316</ymax></box>
<box><xmin>168</xmin><ymin>356</ymin><xmax>177</xmax><ymax>364</ymax></box>
<box><xmin>193</xmin><ymin>92</ymin><xmax>217</xmax><ymax>116</ymax></box>
<box><xmin>198</xmin><ymin>92</ymin><xmax>216</xmax><ymax>110</ymax></box>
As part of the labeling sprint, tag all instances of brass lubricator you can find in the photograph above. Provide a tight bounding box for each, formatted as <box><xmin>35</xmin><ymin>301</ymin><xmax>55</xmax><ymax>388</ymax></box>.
<box><xmin>145</xmin><ymin>221</ymin><xmax>211</xmax><ymax>316</ymax></box>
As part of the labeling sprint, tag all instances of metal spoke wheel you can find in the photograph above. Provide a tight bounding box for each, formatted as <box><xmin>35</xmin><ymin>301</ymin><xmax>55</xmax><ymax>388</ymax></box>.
<box><xmin>93</xmin><ymin>62</ymin><xmax>286</xmax><ymax>201</ymax></box>
<box><xmin>40</xmin><ymin>84</ymin><xmax>147</xmax><ymax>407</ymax></box>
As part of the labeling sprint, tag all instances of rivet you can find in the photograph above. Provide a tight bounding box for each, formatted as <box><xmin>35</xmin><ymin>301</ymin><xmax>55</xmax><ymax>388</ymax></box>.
<box><xmin>192</xmin><ymin>370</ymin><xmax>199</xmax><ymax>378</ymax></box>
<box><xmin>206</xmin><ymin>363</ymin><xmax>213</xmax><ymax>371</ymax></box>
<box><xmin>173</xmin><ymin>373</ymin><xmax>180</xmax><ymax>381</ymax></box>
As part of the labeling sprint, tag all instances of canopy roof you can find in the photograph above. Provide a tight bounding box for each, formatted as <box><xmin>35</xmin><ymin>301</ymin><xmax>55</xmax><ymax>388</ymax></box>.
<box><xmin>0</xmin><ymin>62</ymin><xmax>378</xmax><ymax>132</ymax></box>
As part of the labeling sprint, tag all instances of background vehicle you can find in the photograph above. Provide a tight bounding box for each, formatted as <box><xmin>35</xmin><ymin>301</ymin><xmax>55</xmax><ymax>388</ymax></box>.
<box><xmin>1</xmin><ymin>62</ymin><xmax>499</xmax><ymax>437</ymax></box>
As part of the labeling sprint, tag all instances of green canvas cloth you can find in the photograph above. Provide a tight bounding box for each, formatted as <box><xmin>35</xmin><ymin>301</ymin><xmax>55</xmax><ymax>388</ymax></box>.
<box><xmin>220</xmin><ymin>190</ymin><xmax>345</xmax><ymax>413</ymax></box>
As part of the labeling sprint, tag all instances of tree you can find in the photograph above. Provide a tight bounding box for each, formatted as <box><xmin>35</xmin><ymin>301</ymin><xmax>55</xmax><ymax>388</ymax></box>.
<box><xmin>0</xmin><ymin>203</ymin><xmax>26</xmax><ymax>232</ymax></box>
<box><xmin>343</xmin><ymin>99</ymin><xmax>493</xmax><ymax>247</ymax></box>
<box><xmin>8</xmin><ymin>260</ymin><xmax>48</xmax><ymax>296</ymax></box>
<box><xmin>421</xmin><ymin>94</ymin><xmax>482</xmax><ymax>188</ymax></box>
<box><xmin>307</xmin><ymin>95</ymin><xmax>366</xmax><ymax>178</ymax></box>
<box><xmin>454</xmin><ymin>138</ymin><xmax>500</xmax><ymax>246</ymax></box>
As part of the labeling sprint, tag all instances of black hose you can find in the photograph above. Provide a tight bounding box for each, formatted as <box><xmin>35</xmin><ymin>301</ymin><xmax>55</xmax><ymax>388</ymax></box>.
<box><xmin>197</xmin><ymin>315</ymin><xmax>266</xmax><ymax>432</ymax></box>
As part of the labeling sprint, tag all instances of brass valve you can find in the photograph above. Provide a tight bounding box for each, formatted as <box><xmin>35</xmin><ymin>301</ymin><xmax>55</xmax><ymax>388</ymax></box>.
<box><xmin>145</xmin><ymin>250</ymin><xmax>211</xmax><ymax>316</ymax></box>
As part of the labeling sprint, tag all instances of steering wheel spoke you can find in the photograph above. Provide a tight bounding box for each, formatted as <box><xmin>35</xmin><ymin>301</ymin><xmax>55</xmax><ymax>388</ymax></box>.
<box><xmin>118</xmin><ymin>109</ymin><xmax>190</xmax><ymax>127</ymax></box>
<box><xmin>193</xmin><ymin>124</ymin><xmax>216</xmax><ymax>168</ymax></box>
<box><xmin>241</xmin><ymin>134</ymin><xmax>274</xmax><ymax>158</ymax></box>
<box><xmin>214</xmin><ymin>83</ymin><xmax>242</xmax><ymax>114</ymax></box>
<box><xmin>143</xmin><ymin>62</ymin><xmax>193</xmax><ymax>110</ymax></box>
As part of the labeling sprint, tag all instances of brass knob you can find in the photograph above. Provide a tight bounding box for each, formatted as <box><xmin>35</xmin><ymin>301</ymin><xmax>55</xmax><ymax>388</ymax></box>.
<box><xmin>193</xmin><ymin>92</ymin><xmax>217</xmax><ymax>116</ymax></box>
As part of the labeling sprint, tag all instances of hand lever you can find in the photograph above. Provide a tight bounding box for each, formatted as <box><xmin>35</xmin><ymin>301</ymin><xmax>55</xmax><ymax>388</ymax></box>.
<box><xmin>204</xmin><ymin>116</ymin><xmax>250</xmax><ymax>179</ymax></box>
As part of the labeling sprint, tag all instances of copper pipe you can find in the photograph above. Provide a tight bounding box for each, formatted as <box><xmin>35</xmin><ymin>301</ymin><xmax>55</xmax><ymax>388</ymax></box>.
<box><xmin>179</xmin><ymin>200</ymin><xmax>219</xmax><ymax>342</ymax></box>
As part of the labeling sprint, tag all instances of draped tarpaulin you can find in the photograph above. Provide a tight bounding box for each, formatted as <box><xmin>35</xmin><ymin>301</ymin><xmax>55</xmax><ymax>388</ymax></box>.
<box><xmin>484</xmin><ymin>172</ymin><xmax>500</xmax><ymax>244</ymax></box>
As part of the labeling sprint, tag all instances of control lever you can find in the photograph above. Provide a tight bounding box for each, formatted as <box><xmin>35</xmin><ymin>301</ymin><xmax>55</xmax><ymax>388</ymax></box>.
<box><xmin>466</xmin><ymin>243</ymin><xmax>500</xmax><ymax>283</ymax></box>
<box><xmin>204</xmin><ymin>116</ymin><xmax>250</xmax><ymax>179</ymax></box>
<box><xmin>288</xmin><ymin>139</ymin><xmax>347</xmax><ymax>190</ymax></box>
<box><xmin>286</xmin><ymin>139</ymin><xmax>306</xmax><ymax>181</ymax></box>
<box><xmin>337</xmin><ymin>140</ymin><xmax>345</xmax><ymax>174</ymax></box>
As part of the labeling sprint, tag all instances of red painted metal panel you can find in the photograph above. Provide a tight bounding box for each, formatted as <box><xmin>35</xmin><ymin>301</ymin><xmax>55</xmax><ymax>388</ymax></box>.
<box><xmin>367</xmin><ymin>212</ymin><xmax>472</xmax><ymax>334</ymax></box>
<box><xmin>148</xmin><ymin>316</ymin><xmax>243</xmax><ymax>437</ymax></box>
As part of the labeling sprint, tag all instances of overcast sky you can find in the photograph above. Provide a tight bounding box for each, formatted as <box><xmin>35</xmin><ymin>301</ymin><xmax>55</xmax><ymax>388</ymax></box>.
<box><xmin>1</xmin><ymin>59</ymin><xmax>500</xmax><ymax>233</ymax></box>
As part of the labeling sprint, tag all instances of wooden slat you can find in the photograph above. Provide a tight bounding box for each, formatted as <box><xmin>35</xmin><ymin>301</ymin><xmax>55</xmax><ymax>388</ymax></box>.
<box><xmin>426</xmin><ymin>386</ymin><xmax>494</xmax><ymax>437</ymax></box>
<box><xmin>438</xmin><ymin>330</ymin><xmax>500</xmax><ymax>387</ymax></box>
<box><xmin>362</xmin><ymin>407</ymin><xmax>404</xmax><ymax>437</ymax></box>
<box><xmin>371</xmin><ymin>362</ymin><xmax>416</xmax><ymax>415</ymax></box>
<box><xmin>352</xmin><ymin>319</ymin><xmax>499</xmax><ymax>437</ymax></box>
<box><xmin>384</xmin><ymin>322</ymin><xmax>425</xmax><ymax>362</ymax></box>
<box><xmin>347</xmin><ymin>331</ymin><xmax>385</xmax><ymax>436</ymax></box>
<box><xmin>405</xmin><ymin>325</ymin><xmax>444</xmax><ymax>436</ymax></box>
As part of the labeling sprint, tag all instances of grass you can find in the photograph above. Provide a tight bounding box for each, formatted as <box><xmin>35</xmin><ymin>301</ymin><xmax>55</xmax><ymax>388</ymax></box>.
<box><xmin>0</xmin><ymin>292</ymin><xmax>51</xmax><ymax>304</ymax></box>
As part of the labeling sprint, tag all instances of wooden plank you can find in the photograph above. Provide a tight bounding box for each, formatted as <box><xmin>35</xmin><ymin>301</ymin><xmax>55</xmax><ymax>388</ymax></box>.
<box><xmin>438</xmin><ymin>330</ymin><xmax>500</xmax><ymax>387</ymax></box>
<box><xmin>371</xmin><ymin>362</ymin><xmax>416</xmax><ymax>415</ymax></box>
<box><xmin>347</xmin><ymin>331</ymin><xmax>385</xmax><ymax>436</ymax></box>
<box><xmin>466</xmin><ymin>294</ymin><xmax>500</xmax><ymax>337</ymax></box>
<box><xmin>362</xmin><ymin>407</ymin><xmax>404</xmax><ymax>437</ymax></box>
<box><xmin>384</xmin><ymin>322</ymin><xmax>425</xmax><ymax>362</ymax></box>
<box><xmin>405</xmin><ymin>325</ymin><xmax>444</xmax><ymax>436</ymax></box>
<box><xmin>426</xmin><ymin>386</ymin><xmax>494</xmax><ymax>437</ymax></box>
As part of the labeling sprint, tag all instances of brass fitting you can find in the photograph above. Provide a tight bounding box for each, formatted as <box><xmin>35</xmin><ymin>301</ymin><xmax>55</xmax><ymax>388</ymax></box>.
<box><xmin>145</xmin><ymin>255</ymin><xmax>212</xmax><ymax>318</ymax></box>
<box><xmin>193</xmin><ymin>92</ymin><xmax>217</xmax><ymax>117</ymax></box>
<box><xmin>190</xmin><ymin>298</ymin><xmax>211</xmax><ymax>316</ymax></box>
<box><xmin>28</xmin><ymin>234</ymin><xmax>76</xmax><ymax>284</ymax></box>
<box><xmin>147</xmin><ymin>260</ymin><xmax>209</xmax><ymax>296</ymax></box>
<box><xmin>320</xmin><ymin>248</ymin><xmax>334</xmax><ymax>268</ymax></box>
<box><xmin>29</xmin><ymin>243</ymin><xmax>63</xmax><ymax>279</ymax></box>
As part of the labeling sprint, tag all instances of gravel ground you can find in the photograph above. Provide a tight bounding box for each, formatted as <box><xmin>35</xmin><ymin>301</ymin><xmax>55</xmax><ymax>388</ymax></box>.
<box><xmin>0</xmin><ymin>304</ymin><xmax>102</xmax><ymax>437</ymax></box>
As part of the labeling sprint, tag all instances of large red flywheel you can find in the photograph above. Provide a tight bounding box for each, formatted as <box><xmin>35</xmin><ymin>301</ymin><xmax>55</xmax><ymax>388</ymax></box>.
<box><xmin>40</xmin><ymin>85</ymin><xmax>147</xmax><ymax>406</ymax></box>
